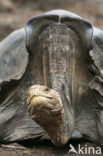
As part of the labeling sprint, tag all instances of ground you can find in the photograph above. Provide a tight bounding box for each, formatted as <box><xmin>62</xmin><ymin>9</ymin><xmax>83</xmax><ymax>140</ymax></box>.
<box><xmin>0</xmin><ymin>140</ymin><xmax>102</xmax><ymax>156</ymax></box>
<box><xmin>0</xmin><ymin>0</ymin><xmax>103</xmax><ymax>155</ymax></box>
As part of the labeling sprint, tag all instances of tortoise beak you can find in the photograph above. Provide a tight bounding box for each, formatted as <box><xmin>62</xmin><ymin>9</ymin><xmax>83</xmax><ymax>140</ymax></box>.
<box><xmin>27</xmin><ymin>91</ymin><xmax>52</xmax><ymax>106</ymax></box>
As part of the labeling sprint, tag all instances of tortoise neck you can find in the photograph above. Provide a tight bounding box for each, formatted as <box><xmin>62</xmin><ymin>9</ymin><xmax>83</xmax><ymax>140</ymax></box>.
<box><xmin>47</xmin><ymin>102</ymin><xmax>74</xmax><ymax>147</ymax></box>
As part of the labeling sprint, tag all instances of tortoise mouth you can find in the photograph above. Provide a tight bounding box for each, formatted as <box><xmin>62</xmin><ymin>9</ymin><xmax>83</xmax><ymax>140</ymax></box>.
<box><xmin>27</xmin><ymin>95</ymin><xmax>52</xmax><ymax>106</ymax></box>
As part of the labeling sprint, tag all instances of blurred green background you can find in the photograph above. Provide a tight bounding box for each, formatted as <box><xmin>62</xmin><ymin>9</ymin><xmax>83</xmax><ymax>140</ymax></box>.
<box><xmin>0</xmin><ymin>0</ymin><xmax>103</xmax><ymax>41</ymax></box>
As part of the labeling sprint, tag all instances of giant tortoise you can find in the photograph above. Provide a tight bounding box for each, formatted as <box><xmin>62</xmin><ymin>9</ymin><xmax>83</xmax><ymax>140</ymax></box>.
<box><xmin>0</xmin><ymin>10</ymin><xmax>103</xmax><ymax>147</ymax></box>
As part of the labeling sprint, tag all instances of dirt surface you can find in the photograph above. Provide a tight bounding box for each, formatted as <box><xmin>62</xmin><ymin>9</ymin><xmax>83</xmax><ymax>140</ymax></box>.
<box><xmin>0</xmin><ymin>141</ymin><xmax>102</xmax><ymax>156</ymax></box>
<box><xmin>0</xmin><ymin>0</ymin><xmax>103</xmax><ymax>155</ymax></box>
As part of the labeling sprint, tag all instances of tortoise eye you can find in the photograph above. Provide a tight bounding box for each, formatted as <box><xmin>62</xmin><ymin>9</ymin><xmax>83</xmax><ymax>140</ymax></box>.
<box><xmin>44</xmin><ymin>88</ymin><xmax>49</xmax><ymax>92</ymax></box>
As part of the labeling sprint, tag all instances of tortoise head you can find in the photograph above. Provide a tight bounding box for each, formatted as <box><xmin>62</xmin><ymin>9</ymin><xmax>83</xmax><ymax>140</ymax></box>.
<box><xmin>27</xmin><ymin>85</ymin><xmax>62</xmax><ymax>110</ymax></box>
<box><xmin>27</xmin><ymin>85</ymin><xmax>74</xmax><ymax>147</ymax></box>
